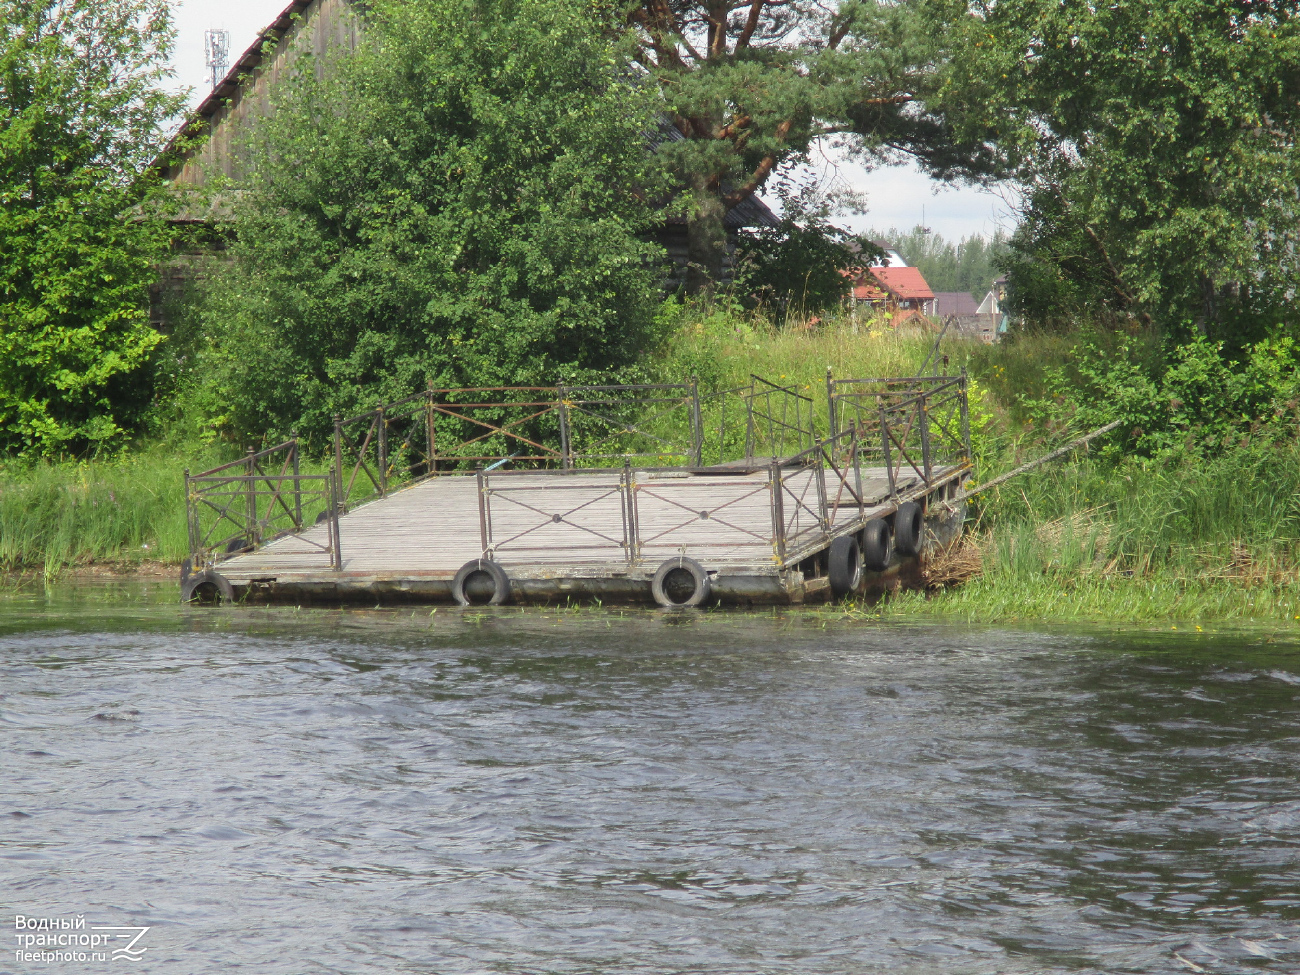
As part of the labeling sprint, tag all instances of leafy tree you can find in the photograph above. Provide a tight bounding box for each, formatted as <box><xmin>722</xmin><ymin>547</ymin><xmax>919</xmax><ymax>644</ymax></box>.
<box><xmin>934</xmin><ymin>0</ymin><xmax>1300</xmax><ymax>342</ymax></box>
<box><xmin>737</xmin><ymin>184</ymin><xmax>882</xmax><ymax>320</ymax></box>
<box><xmin>0</xmin><ymin>0</ymin><xmax>184</xmax><ymax>456</ymax></box>
<box><xmin>197</xmin><ymin>0</ymin><xmax>667</xmax><ymax>444</ymax></box>
<box><xmin>628</xmin><ymin>0</ymin><xmax>997</xmax><ymax>293</ymax></box>
<box><xmin>882</xmin><ymin>226</ymin><xmax>1009</xmax><ymax>301</ymax></box>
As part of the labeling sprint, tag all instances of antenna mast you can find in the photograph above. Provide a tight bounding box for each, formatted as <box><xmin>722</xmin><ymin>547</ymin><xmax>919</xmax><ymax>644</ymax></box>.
<box><xmin>204</xmin><ymin>29</ymin><xmax>230</xmax><ymax>89</ymax></box>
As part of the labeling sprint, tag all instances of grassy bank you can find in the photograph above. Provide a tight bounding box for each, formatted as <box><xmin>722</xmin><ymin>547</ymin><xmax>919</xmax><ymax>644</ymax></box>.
<box><xmin>0</xmin><ymin>449</ymin><xmax>227</xmax><ymax>576</ymax></box>
<box><xmin>657</xmin><ymin>308</ymin><xmax>1300</xmax><ymax>623</ymax></box>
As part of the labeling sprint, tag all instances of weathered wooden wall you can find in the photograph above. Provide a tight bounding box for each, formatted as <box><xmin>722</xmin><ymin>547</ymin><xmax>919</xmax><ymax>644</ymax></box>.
<box><xmin>165</xmin><ymin>0</ymin><xmax>359</xmax><ymax>187</ymax></box>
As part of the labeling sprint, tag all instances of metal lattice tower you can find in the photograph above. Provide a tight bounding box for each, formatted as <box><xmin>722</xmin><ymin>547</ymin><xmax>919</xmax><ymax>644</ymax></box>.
<box><xmin>204</xmin><ymin>29</ymin><xmax>230</xmax><ymax>89</ymax></box>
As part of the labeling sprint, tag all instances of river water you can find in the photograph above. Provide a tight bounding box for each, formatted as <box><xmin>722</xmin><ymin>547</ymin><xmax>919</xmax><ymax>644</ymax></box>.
<box><xmin>3</xmin><ymin>583</ymin><xmax>1299</xmax><ymax>973</ymax></box>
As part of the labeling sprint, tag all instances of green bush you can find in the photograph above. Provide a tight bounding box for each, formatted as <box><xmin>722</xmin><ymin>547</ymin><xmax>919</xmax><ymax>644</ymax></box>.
<box><xmin>0</xmin><ymin>0</ymin><xmax>186</xmax><ymax>457</ymax></box>
<box><xmin>1017</xmin><ymin>335</ymin><xmax>1300</xmax><ymax>459</ymax></box>
<box><xmin>193</xmin><ymin>0</ymin><xmax>667</xmax><ymax>447</ymax></box>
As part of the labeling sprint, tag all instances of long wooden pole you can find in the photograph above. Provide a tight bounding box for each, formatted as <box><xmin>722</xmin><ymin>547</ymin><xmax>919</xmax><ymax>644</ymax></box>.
<box><xmin>946</xmin><ymin>419</ymin><xmax>1123</xmax><ymax>507</ymax></box>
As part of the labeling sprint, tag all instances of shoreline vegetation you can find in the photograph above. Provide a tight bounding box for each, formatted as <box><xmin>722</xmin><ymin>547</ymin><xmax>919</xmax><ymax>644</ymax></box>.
<box><xmin>5</xmin><ymin>308</ymin><xmax>1300</xmax><ymax>625</ymax></box>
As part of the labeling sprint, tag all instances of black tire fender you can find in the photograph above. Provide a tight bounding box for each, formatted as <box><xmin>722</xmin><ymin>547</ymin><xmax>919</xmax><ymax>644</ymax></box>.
<box><xmin>894</xmin><ymin>501</ymin><xmax>924</xmax><ymax>557</ymax></box>
<box><xmin>651</xmin><ymin>556</ymin><xmax>711</xmax><ymax>608</ymax></box>
<box><xmin>181</xmin><ymin>569</ymin><xmax>234</xmax><ymax>604</ymax></box>
<box><xmin>452</xmin><ymin>559</ymin><xmax>511</xmax><ymax>606</ymax></box>
<box><xmin>827</xmin><ymin>534</ymin><xmax>862</xmax><ymax>598</ymax></box>
<box><xmin>860</xmin><ymin>518</ymin><xmax>894</xmax><ymax>572</ymax></box>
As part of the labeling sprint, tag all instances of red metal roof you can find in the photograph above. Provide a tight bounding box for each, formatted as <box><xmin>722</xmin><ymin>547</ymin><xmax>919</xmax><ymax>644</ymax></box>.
<box><xmin>868</xmin><ymin>266</ymin><xmax>934</xmax><ymax>301</ymax></box>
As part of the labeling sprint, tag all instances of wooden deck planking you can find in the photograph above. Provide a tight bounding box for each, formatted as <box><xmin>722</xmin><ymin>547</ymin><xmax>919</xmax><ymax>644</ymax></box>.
<box><xmin>219</xmin><ymin>464</ymin><xmax>954</xmax><ymax>582</ymax></box>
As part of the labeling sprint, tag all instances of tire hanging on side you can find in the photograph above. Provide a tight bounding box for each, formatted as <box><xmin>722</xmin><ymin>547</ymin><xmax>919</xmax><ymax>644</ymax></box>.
<box><xmin>894</xmin><ymin>501</ymin><xmax>924</xmax><ymax>557</ymax></box>
<box><xmin>827</xmin><ymin>534</ymin><xmax>862</xmax><ymax>598</ymax></box>
<box><xmin>860</xmin><ymin>518</ymin><xmax>894</xmax><ymax>572</ymax></box>
<box><xmin>651</xmin><ymin>556</ymin><xmax>711</xmax><ymax>608</ymax></box>
<box><xmin>181</xmin><ymin>568</ymin><xmax>235</xmax><ymax>604</ymax></box>
<box><xmin>452</xmin><ymin>559</ymin><xmax>511</xmax><ymax>606</ymax></box>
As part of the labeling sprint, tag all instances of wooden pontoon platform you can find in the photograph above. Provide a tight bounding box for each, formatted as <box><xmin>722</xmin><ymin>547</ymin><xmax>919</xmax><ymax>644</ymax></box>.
<box><xmin>181</xmin><ymin>374</ymin><xmax>973</xmax><ymax>606</ymax></box>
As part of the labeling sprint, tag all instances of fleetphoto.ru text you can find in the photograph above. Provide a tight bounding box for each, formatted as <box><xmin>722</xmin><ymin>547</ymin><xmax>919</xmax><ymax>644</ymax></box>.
<box><xmin>14</xmin><ymin>915</ymin><xmax>149</xmax><ymax>966</ymax></box>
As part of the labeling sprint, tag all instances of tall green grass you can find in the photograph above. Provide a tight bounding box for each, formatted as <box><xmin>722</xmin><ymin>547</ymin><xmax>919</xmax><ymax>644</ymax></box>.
<box><xmin>0</xmin><ymin>450</ymin><xmax>228</xmax><ymax>574</ymax></box>
<box><xmin>859</xmin><ymin>443</ymin><xmax>1300</xmax><ymax>623</ymax></box>
<box><xmin>656</xmin><ymin>304</ymin><xmax>936</xmax><ymax>404</ymax></box>
<box><xmin>875</xmin><ymin>570</ymin><xmax>1300</xmax><ymax>624</ymax></box>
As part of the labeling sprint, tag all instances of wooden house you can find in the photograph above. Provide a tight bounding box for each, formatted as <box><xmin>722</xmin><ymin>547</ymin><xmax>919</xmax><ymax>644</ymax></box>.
<box><xmin>849</xmin><ymin>265</ymin><xmax>937</xmax><ymax>327</ymax></box>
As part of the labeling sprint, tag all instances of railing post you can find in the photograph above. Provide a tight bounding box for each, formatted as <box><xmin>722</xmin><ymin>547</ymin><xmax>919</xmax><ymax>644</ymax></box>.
<box><xmin>245</xmin><ymin>448</ymin><xmax>257</xmax><ymax>546</ymax></box>
<box><xmin>183</xmin><ymin>468</ymin><xmax>197</xmax><ymax>565</ymax></box>
<box><xmin>425</xmin><ymin>381</ymin><xmax>437</xmax><ymax>476</ymax></box>
<box><xmin>852</xmin><ymin>429</ymin><xmax>864</xmax><ymax>519</ymax></box>
<box><xmin>329</xmin><ymin>465</ymin><xmax>343</xmax><ymax>571</ymax></box>
<box><xmin>291</xmin><ymin>438</ymin><xmax>302</xmax><ymax>529</ymax></box>
<box><xmin>768</xmin><ymin>389</ymin><xmax>778</xmax><ymax>458</ymax></box>
<box><xmin>959</xmin><ymin>367</ymin><xmax>972</xmax><ymax>464</ymax></box>
<box><xmin>770</xmin><ymin>459</ymin><xmax>787</xmax><ymax>564</ymax></box>
<box><xmin>918</xmin><ymin>394</ymin><xmax>933</xmax><ymax>484</ymax></box>
<box><xmin>880</xmin><ymin>404</ymin><xmax>898</xmax><ymax>501</ymax></box>
<box><xmin>333</xmin><ymin>414</ymin><xmax>345</xmax><ymax>513</ymax></box>
<box><xmin>690</xmin><ymin>374</ymin><xmax>703</xmax><ymax>468</ymax></box>
<box><xmin>744</xmin><ymin>381</ymin><xmax>756</xmax><ymax>461</ymax></box>
<box><xmin>475</xmin><ymin>463</ymin><xmax>490</xmax><ymax>554</ymax></box>
<box><xmin>826</xmin><ymin>366</ymin><xmax>836</xmax><ymax>439</ymax></box>
<box><xmin>621</xmin><ymin>457</ymin><xmax>637</xmax><ymax>565</ymax></box>
<box><xmin>377</xmin><ymin>406</ymin><xmax>387</xmax><ymax>497</ymax></box>
<box><xmin>813</xmin><ymin>438</ymin><xmax>830</xmax><ymax>532</ymax></box>
<box><xmin>557</xmin><ymin>386</ymin><xmax>572</xmax><ymax>470</ymax></box>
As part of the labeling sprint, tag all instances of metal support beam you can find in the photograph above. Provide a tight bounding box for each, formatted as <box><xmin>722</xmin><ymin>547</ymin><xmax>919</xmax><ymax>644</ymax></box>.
<box><xmin>880</xmin><ymin>405</ymin><xmax>898</xmax><ymax>501</ymax></box>
<box><xmin>770</xmin><ymin>459</ymin><xmax>787</xmax><ymax>564</ymax></box>
<box><xmin>329</xmin><ymin>467</ymin><xmax>343</xmax><ymax>571</ymax></box>
<box><xmin>291</xmin><ymin>440</ymin><xmax>302</xmax><ymax>529</ymax></box>
<box><xmin>690</xmin><ymin>375</ymin><xmax>703</xmax><ymax>468</ymax></box>
<box><xmin>557</xmin><ymin>387</ymin><xmax>572</xmax><ymax>471</ymax></box>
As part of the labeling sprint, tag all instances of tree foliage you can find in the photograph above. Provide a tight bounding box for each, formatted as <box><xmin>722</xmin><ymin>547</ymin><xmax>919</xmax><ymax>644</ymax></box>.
<box><xmin>934</xmin><ymin>0</ymin><xmax>1300</xmax><ymax>342</ymax></box>
<box><xmin>0</xmin><ymin>0</ymin><xmax>183</xmax><ymax>456</ymax></box>
<box><xmin>629</xmin><ymin>0</ymin><xmax>994</xmax><ymax>291</ymax></box>
<box><xmin>198</xmin><ymin>0</ymin><xmax>667</xmax><ymax>445</ymax></box>
<box><xmin>737</xmin><ymin>184</ymin><xmax>881</xmax><ymax>320</ymax></box>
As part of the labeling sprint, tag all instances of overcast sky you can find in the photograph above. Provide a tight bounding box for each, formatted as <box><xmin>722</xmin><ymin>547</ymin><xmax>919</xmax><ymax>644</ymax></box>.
<box><xmin>166</xmin><ymin>0</ymin><xmax>1015</xmax><ymax>243</ymax></box>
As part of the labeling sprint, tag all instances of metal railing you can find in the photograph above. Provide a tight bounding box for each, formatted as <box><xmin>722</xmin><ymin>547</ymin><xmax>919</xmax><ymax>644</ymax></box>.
<box><xmin>182</xmin><ymin>373</ymin><xmax>969</xmax><ymax>573</ymax></box>
<box><xmin>475</xmin><ymin>427</ymin><xmax>869</xmax><ymax>568</ymax></box>
<box><xmin>330</xmin><ymin>377</ymin><xmax>827</xmax><ymax>512</ymax></box>
<box><xmin>184</xmin><ymin>442</ymin><xmax>341</xmax><ymax>570</ymax></box>
<box><xmin>331</xmin><ymin>383</ymin><xmax>706</xmax><ymax>511</ymax></box>
<box><xmin>828</xmin><ymin>371</ymin><xmax>972</xmax><ymax>496</ymax></box>
<box><xmin>743</xmin><ymin>375</ymin><xmax>816</xmax><ymax>461</ymax></box>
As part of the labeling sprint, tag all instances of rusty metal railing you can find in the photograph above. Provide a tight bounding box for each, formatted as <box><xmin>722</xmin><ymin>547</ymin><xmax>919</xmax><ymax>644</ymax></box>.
<box><xmin>828</xmin><ymin>371</ymin><xmax>972</xmax><ymax>496</ymax></box>
<box><xmin>474</xmin><ymin>427</ymin><xmax>868</xmax><ymax>569</ymax></box>
<box><xmin>184</xmin><ymin>442</ymin><xmax>341</xmax><ymax>570</ymax></box>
